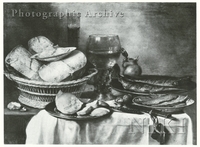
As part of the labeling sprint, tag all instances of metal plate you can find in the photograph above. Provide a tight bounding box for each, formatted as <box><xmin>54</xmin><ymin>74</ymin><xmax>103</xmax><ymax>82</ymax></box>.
<box><xmin>132</xmin><ymin>98</ymin><xmax>194</xmax><ymax>114</ymax></box>
<box><xmin>110</xmin><ymin>79</ymin><xmax>194</xmax><ymax>96</ymax></box>
<box><xmin>123</xmin><ymin>75</ymin><xmax>196</xmax><ymax>90</ymax></box>
<box><xmin>45</xmin><ymin>102</ymin><xmax>112</xmax><ymax>121</ymax></box>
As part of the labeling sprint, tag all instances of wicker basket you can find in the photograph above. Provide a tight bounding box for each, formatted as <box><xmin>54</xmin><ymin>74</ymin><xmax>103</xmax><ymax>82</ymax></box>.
<box><xmin>4</xmin><ymin>68</ymin><xmax>97</xmax><ymax>109</ymax></box>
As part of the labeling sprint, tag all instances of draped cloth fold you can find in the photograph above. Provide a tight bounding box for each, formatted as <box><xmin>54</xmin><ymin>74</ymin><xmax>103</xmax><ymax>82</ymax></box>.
<box><xmin>26</xmin><ymin>110</ymin><xmax>192</xmax><ymax>145</ymax></box>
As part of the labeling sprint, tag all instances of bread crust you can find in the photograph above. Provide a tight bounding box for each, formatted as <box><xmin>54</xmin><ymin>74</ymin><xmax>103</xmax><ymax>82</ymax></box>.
<box><xmin>55</xmin><ymin>92</ymin><xmax>83</xmax><ymax>115</ymax></box>
<box><xmin>5</xmin><ymin>45</ymin><xmax>42</xmax><ymax>80</ymax></box>
<box><xmin>38</xmin><ymin>50</ymin><xmax>87</xmax><ymax>82</ymax></box>
<box><xmin>28</xmin><ymin>36</ymin><xmax>54</xmax><ymax>54</ymax></box>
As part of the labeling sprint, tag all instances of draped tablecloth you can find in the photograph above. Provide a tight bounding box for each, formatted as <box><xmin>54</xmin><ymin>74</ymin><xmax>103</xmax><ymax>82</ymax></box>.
<box><xmin>26</xmin><ymin>110</ymin><xmax>193</xmax><ymax>145</ymax></box>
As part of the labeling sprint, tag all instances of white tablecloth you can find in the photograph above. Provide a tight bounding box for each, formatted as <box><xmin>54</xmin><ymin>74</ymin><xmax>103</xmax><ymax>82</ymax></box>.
<box><xmin>26</xmin><ymin>110</ymin><xmax>193</xmax><ymax>145</ymax></box>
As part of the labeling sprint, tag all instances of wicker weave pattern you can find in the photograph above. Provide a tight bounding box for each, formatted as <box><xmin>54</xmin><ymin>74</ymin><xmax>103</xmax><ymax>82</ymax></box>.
<box><xmin>17</xmin><ymin>82</ymin><xmax>85</xmax><ymax>96</ymax></box>
<box><xmin>18</xmin><ymin>95</ymin><xmax>52</xmax><ymax>109</ymax></box>
<box><xmin>5</xmin><ymin>68</ymin><xmax>98</xmax><ymax>109</ymax></box>
<box><xmin>20</xmin><ymin>92</ymin><xmax>55</xmax><ymax>101</ymax></box>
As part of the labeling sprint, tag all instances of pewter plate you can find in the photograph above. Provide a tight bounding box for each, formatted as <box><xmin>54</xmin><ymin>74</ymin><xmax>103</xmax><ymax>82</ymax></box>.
<box><xmin>132</xmin><ymin>98</ymin><xmax>194</xmax><ymax>114</ymax></box>
<box><xmin>45</xmin><ymin>102</ymin><xmax>112</xmax><ymax>121</ymax></box>
<box><xmin>110</xmin><ymin>79</ymin><xmax>192</xmax><ymax>96</ymax></box>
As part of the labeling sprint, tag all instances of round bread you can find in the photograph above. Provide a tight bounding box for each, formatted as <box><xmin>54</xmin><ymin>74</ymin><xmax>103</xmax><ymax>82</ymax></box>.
<box><xmin>55</xmin><ymin>91</ymin><xmax>83</xmax><ymax>115</ymax></box>
<box><xmin>28</xmin><ymin>36</ymin><xmax>54</xmax><ymax>54</ymax></box>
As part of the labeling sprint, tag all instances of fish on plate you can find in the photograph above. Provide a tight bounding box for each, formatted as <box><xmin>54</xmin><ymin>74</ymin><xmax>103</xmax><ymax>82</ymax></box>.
<box><xmin>124</xmin><ymin>75</ymin><xmax>192</xmax><ymax>87</ymax></box>
<box><xmin>119</xmin><ymin>77</ymin><xmax>182</xmax><ymax>93</ymax></box>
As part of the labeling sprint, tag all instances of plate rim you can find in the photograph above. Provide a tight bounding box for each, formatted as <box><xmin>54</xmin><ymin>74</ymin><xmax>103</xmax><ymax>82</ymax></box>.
<box><xmin>132</xmin><ymin>97</ymin><xmax>194</xmax><ymax>109</ymax></box>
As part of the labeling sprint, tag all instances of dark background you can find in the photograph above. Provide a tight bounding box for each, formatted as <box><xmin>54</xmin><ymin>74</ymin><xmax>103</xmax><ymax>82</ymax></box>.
<box><xmin>4</xmin><ymin>3</ymin><xmax>196</xmax><ymax>144</ymax></box>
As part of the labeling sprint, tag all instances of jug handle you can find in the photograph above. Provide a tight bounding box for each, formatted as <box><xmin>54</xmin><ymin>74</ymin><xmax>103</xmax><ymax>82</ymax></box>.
<box><xmin>121</xmin><ymin>48</ymin><xmax>129</xmax><ymax>62</ymax></box>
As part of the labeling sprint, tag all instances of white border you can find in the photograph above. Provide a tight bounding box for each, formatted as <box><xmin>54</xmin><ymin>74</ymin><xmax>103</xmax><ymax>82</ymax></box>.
<box><xmin>1</xmin><ymin>1</ymin><xmax>198</xmax><ymax>147</ymax></box>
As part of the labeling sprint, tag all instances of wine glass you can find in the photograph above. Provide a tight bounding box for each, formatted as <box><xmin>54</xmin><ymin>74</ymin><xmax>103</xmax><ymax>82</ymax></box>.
<box><xmin>86</xmin><ymin>34</ymin><xmax>123</xmax><ymax>101</ymax></box>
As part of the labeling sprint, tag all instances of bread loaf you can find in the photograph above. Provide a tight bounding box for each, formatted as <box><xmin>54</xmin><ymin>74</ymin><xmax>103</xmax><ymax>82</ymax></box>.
<box><xmin>28</xmin><ymin>36</ymin><xmax>54</xmax><ymax>54</ymax></box>
<box><xmin>38</xmin><ymin>50</ymin><xmax>87</xmax><ymax>82</ymax></box>
<box><xmin>5</xmin><ymin>45</ymin><xmax>42</xmax><ymax>80</ymax></box>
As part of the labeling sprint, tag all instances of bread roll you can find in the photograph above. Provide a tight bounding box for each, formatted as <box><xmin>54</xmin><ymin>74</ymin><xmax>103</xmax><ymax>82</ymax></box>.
<box><xmin>39</xmin><ymin>61</ymin><xmax>72</xmax><ymax>82</ymax></box>
<box><xmin>39</xmin><ymin>50</ymin><xmax>87</xmax><ymax>82</ymax></box>
<box><xmin>5</xmin><ymin>45</ymin><xmax>42</xmax><ymax>80</ymax></box>
<box><xmin>55</xmin><ymin>91</ymin><xmax>83</xmax><ymax>115</ymax></box>
<box><xmin>62</xmin><ymin>50</ymin><xmax>87</xmax><ymax>72</ymax></box>
<box><xmin>28</xmin><ymin>36</ymin><xmax>54</xmax><ymax>54</ymax></box>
